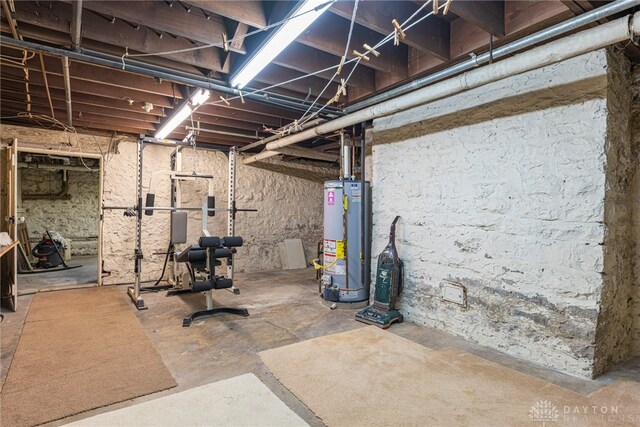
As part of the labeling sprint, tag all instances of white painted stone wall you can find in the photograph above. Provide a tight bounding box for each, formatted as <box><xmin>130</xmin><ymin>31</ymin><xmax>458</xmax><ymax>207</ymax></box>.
<box><xmin>101</xmin><ymin>144</ymin><xmax>325</xmax><ymax>284</ymax></box>
<box><xmin>20</xmin><ymin>168</ymin><xmax>100</xmax><ymax>255</ymax></box>
<box><xmin>1</xmin><ymin>124</ymin><xmax>324</xmax><ymax>285</ymax></box>
<box><xmin>370</xmin><ymin>50</ymin><xmax>635</xmax><ymax>378</ymax></box>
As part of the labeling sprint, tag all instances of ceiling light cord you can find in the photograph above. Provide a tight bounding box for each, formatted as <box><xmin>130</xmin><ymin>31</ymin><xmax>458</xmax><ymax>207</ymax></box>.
<box><xmin>297</xmin><ymin>1</ymin><xmax>442</xmax><ymax>127</ymax></box>
<box><xmin>297</xmin><ymin>0</ymin><xmax>360</xmax><ymax>124</ymax></box>
<box><xmin>199</xmin><ymin>0</ymin><xmax>445</xmax><ymax>133</ymax></box>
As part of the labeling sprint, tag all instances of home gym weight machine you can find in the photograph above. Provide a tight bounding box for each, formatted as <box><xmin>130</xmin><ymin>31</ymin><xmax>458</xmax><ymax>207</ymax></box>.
<box><xmin>103</xmin><ymin>134</ymin><xmax>256</xmax><ymax>321</ymax></box>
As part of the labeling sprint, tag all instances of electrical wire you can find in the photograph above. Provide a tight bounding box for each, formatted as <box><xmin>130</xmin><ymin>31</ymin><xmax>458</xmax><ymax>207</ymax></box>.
<box><xmin>7</xmin><ymin>1</ymin><xmax>444</xmax><ymax>151</ymax></box>
<box><xmin>140</xmin><ymin>241</ymin><xmax>173</xmax><ymax>292</ymax></box>
<box><xmin>291</xmin><ymin>1</ymin><xmax>443</xmax><ymax>130</ymax></box>
<box><xmin>296</xmin><ymin>0</ymin><xmax>360</xmax><ymax>124</ymax></box>
<box><xmin>207</xmin><ymin>0</ymin><xmax>442</xmax><ymax>134</ymax></box>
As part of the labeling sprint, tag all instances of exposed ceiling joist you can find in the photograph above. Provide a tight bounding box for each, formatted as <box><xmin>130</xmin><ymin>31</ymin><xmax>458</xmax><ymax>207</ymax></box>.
<box><xmin>11</xmin><ymin>2</ymin><xmax>225</xmax><ymax>70</ymax></box>
<box><xmin>62</xmin><ymin>0</ymin><xmax>242</xmax><ymax>53</ymax></box>
<box><xmin>1</xmin><ymin>66</ymin><xmax>175</xmax><ymax>108</ymax></box>
<box><xmin>299</xmin><ymin>12</ymin><xmax>409</xmax><ymax>76</ymax></box>
<box><xmin>0</xmin><ymin>21</ymin><xmax>208</xmax><ymax>75</ymax></box>
<box><xmin>273</xmin><ymin>42</ymin><xmax>375</xmax><ymax>92</ymax></box>
<box><xmin>448</xmin><ymin>0</ymin><xmax>505</xmax><ymax>37</ymax></box>
<box><xmin>185</xmin><ymin>0</ymin><xmax>267</xmax><ymax>28</ymax></box>
<box><xmin>329</xmin><ymin>1</ymin><xmax>450</xmax><ymax>60</ymax></box>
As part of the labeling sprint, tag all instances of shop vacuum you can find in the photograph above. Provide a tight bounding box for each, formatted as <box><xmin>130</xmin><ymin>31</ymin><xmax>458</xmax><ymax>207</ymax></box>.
<box><xmin>356</xmin><ymin>216</ymin><xmax>404</xmax><ymax>329</ymax></box>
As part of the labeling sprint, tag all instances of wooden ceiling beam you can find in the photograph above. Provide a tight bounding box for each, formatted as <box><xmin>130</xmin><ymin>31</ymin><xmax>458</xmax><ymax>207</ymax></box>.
<box><xmin>1</xmin><ymin>80</ymin><xmax>278</xmax><ymax>133</ymax></box>
<box><xmin>196</xmin><ymin>103</ymin><xmax>287</xmax><ymax>127</ymax></box>
<box><xmin>60</xmin><ymin>0</ymin><xmax>240</xmax><ymax>53</ymax></box>
<box><xmin>1</xmin><ymin>90</ymin><xmax>160</xmax><ymax>124</ymax></box>
<box><xmin>1</xmin><ymin>80</ymin><xmax>163</xmax><ymax>116</ymax></box>
<box><xmin>299</xmin><ymin>12</ymin><xmax>409</xmax><ymax>76</ymax></box>
<box><xmin>0</xmin><ymin>23</ymin><xmax>208</xmax><ymax>76</ymax></box>
<box><xmin>187</xmin><ymin>112</ymin><xmax>268</xmax><ymax>133</ymax></box>
<box><xmin>185</xmin><ymin>1</ymin><xmax>267</xmax><ymax>28</ymax></box>
<box><xmin>11</xmin><ymin>2</ymin><xmax>225</xmax><ymax>71</ymax></box>
<box><xmin>504</xmin><ymin>0</ymin><xmax>572</xmax><ymax>35</ymax></box>
<box><xmin>2</xmin><ymin>108</ymin><xmax>256</xmax><ymax>147</ymax></box>
<box><xmin>329</xmin><ymin>1</ymin><xmax>450</xmax><ymax>60</ymax></box>
<box><xmin>428</xmin><ymin>1</ymin><xmax>571</xmax><ymax>75</ymax></box>
<box><xmin>255</xmin><ymin>64</ymin><xmax>338</xmax><ymax>101</ymax></box>
<box><xmin>448</xmin><ymin>1</ymin><xmax>505</xmax><ymax>37</ymax></box>
<box><xmin>273</xmin><ymin>43</ymin><xmax>375</xmax><ymax>91</ymax></box>
<box><xmin>2</xmin><ymin>52</ymin><xmax>180</xmax><ymax>98</ymax></box>
<box><xmin>2</xmin><ymin>102</ymin><xmax>156</xmax><ymax>132</ymax></box>
<box><xmin>2</xmin><ymin>116</ymin><xmax>151</xmax><ymax>136</ymax></box>
<box><xmin>1</xmin><ymin>66</ymin><xmax>175</xmax><ymax>109</ymax></box>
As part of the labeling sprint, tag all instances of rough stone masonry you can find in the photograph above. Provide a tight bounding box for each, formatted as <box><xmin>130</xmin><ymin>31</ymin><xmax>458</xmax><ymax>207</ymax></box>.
<box><xmin>20</xmin><ymin>168</ymin><xmax>100</xmax><ymax>256</ymax></box>
<box><xmin>1</xmin><ymin>124</ymin><xmax>326</xmax><ymax>285</ymax></box>
<box><xmin>371</xmin><ymin>49</ymin><xmax>637</xmax><ymax>378</ymax></box>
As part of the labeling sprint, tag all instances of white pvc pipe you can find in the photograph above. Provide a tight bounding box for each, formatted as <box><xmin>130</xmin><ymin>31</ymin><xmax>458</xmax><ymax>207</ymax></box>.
<box><xmin>244</xmin><ymin>13</ymin><xmax>638</xmax><ymax>164</ymax></box>
<box><xmin>62</xmin><ymin>56</ymin><xmax>73</xmax><ymax>128</ymax></box>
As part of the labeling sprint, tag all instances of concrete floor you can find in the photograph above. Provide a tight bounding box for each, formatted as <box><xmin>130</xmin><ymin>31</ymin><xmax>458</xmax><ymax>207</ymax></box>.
<box><xmin>1</xmin><ymin>268</ymin><xmax>639</xmax><ymax>426</ymax></box>
<box><xmin>17</xmin><ymin>255</ymin><xmax>99</xmax><ymax>294</ymax></box>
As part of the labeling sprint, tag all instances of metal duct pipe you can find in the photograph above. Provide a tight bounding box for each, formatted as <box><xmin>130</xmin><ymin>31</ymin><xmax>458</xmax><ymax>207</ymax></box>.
<box><xmin>272</xmin><ymin>146</ymin><xmax>339</xmax><ymax>162</ymax></box>
<box><xmin>0</xmin><ymin>36</ymin><xmax>343</xmax><ymax>117</ymax></box>
<box><xmin>185</xmin><ymin>126</ymin><xmax>259</xmax><ymax>140</ymax></box>
<box><xmin>244</xmin><ymin>10</ymin><xmax>639</xmax><ymax>165</ymax></box>
<box><xmin>346</xmin><ymin>0</ymin><xmax>640</xmax><ymax>113</ymax></box>
<box><xmin>342</xmin><ymin>134</ymin><xmax>351</xmax><ymax>179</ymax></box>
<box><xmin>62</xmin><ymin>56</ymin><xmax>73</xmax><ymax>128</ymax></box>
<box><xmin>71</xmin><ymin>0</ymin><xmax>82</xmax><ymax>52</ymax></box>
<box><xmin>239</xmin><ymin>118</ymin><xmax>325</xmax><ymax>152</ymax></box>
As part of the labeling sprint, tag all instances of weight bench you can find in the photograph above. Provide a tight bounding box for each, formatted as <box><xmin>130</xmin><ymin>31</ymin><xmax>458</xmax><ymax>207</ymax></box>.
<box><xmin>176</xmin><ymin>235</ymin><xmax>248</xmax><ymax>327</ymax></box>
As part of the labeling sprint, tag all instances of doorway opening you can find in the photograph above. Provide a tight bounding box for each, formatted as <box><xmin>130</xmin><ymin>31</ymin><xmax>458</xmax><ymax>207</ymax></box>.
<box><xmin>16</xmin><ymin>150</ymin><xmax>102</xmax><ymax>293</ymax></box>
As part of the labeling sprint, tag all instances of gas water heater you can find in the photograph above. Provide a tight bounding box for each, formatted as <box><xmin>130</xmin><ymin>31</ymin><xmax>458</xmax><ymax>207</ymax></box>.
<box><xmin>320</xmin><ymin>140</ymin><xmax>370</xmax><ymax>305</ymax></box>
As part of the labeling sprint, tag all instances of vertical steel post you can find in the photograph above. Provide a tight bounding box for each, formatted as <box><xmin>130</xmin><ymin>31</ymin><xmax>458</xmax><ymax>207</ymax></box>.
<box><xmin>360</xmin><ymin>123</ymin><xmax>370</xmax><ymax>298</ymax></box>
<box><xmin>128</xmin><ymin>136</ymin><xmax>147</xmax><ymax>309</ymax></box>
<box><xmin>227</xmin><ymin>147</ymin><xmax>237</xmax><ymax>280</ymax></box>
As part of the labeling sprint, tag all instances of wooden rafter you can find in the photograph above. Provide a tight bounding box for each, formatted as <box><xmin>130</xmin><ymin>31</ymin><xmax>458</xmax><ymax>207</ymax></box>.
<box><xmin>12</xmin><ymin>2</ymin><xmax>225</xmax><ymax>70</ymax></box>
<box><xmin>330</xmin><ymin>1</ymin><xmax>450</xmax><ymax>60</ymax></box>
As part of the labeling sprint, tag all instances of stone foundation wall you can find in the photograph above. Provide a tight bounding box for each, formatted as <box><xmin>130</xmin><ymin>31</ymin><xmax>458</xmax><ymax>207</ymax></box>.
<box><xmin>593</xmin><ymin>50</ymin><xmax>635</xmax><ymax>375</ymax></box>
<box><xmin>631</xmin><ymin>64</ymin><xmax>640</xmax><ymax>357</ymax></box>
<box><xmin>20</xmin><ymin>168</ymin><xmax>100</xmax><ymax>255</ymax></box>
<box><xmin>1</xmin><ymin>125</ymin><xmax>324</xmax><ymax>285</ymax></box>
<box><xmin>370</xmin><ymin>49</ymin><xmax>635</xmax><ymax>378</ymax></box>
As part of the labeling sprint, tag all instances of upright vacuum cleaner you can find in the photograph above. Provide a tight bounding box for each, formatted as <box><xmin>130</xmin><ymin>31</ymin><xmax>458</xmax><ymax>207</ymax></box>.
<box><xmin>356</xmin><ymin>216</ymin><xmax>403</xmax><ymax>329</ymax></box>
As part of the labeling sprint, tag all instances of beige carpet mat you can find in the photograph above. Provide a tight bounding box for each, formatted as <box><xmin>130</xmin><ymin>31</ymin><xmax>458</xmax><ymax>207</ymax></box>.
<box><xmin>260</xmin><ymin>326</ymin><xmax>640</xmax><ymax>426</ymax></box>
<box><xmin>1</xmin><ymin>286</ymin><xmax>176</xmax><ymax>426</ymax></box>
<box><xmin>65</xmin><ymin>373</ymin><xmax>308</xmax><ymax>426</ymax></box>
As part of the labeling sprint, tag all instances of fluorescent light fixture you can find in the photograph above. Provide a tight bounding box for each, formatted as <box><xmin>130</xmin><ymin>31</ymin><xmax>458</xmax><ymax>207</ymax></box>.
<box><xmin>191</xmin><ymin>89</ymin><xmax>210</xmax><ymax>106</ymax></box>
<box><xmin>155</xmin><ymin>103</ymin><xmax>192</xmax><ymax>140</ymax></box>
<box><xmin>154</xmin><ymin>89</ymin><xmax>210</xmax><ymax>139</ymax></box>
<box><xmin>230</xmin><ymin>0</ymin><xmax>333</xmax><ymax>89</ymax></box>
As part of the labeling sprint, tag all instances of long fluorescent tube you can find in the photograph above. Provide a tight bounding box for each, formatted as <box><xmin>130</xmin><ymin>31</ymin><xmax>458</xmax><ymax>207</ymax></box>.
<box><xmin>154</xmin><ymin>89</ymin><xmax>210</xmax><ymax>139</ymax></box>
<box><xmin>230</xmin><ymin>0</ymin><xmax>333</xmax><ymax>89</ymax></box>
<box><xmin>191</xmin><ymin>88</ymin><xmax>210</xmax><ymax>106</ymax></box>
<box><xmin>155</xmin><ymin>103</ymin><xmax>193</xmax><ymax>140</ymax></box>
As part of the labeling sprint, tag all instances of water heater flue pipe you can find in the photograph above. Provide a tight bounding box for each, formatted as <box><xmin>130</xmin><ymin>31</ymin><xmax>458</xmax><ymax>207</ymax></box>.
<box><xmin>243</xmin><ymin>10</ymin><xmax>640</xmax><ymax>165</ymax></box>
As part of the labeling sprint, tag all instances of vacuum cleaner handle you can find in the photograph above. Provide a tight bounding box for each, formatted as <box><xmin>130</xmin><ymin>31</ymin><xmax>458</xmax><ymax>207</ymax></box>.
<box><xmin>390</xmin><ymin>215</ymin><xmax>400</xmax><ymax>239</ymax></box>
